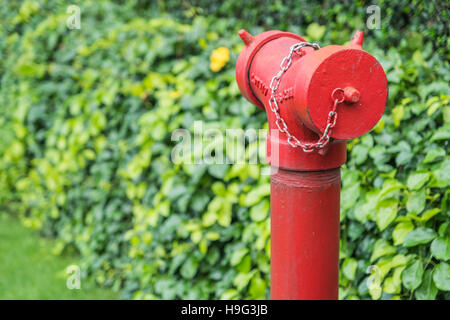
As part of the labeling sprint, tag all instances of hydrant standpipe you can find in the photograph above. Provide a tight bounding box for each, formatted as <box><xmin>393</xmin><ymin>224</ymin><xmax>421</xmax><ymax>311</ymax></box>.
<box><xmin>235</xmin><ymin>29</ymin><xmax>388</xmax><ymax>300</ymax></box>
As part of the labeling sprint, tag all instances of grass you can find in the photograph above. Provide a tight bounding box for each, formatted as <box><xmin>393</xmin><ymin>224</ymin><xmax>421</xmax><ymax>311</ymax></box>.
<box><xmin>0</xmin><ymin>214</ymin><xmax>118</xmax><ymax>300</ymax></box>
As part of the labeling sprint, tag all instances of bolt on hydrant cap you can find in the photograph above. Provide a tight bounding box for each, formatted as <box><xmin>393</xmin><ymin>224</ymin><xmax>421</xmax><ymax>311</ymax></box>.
<box><xmin>344</xmin><ymin>87</ymin><xmax>360</xmax><ymax>104</ymax></box>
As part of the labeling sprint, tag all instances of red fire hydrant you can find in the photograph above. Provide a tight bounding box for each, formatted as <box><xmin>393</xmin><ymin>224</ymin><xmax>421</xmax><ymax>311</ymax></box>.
<box><xmin>236</xmin><ymin>29</ymin><xmax>388</xmax><ymax>300</ymax></box>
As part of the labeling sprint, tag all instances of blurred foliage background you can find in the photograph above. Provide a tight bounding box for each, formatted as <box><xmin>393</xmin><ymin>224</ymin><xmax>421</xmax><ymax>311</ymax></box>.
<box><xmin>0</xmin><ymin>0</ymin><xmax>448</xmax><ymax>300</ymax></box>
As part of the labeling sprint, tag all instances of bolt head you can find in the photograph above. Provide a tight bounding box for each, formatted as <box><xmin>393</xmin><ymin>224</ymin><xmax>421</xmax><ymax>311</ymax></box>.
<box><xmin>344</xmin><ymin>86</ymin><xmax>360</xmax><ymax>104</ymax></box>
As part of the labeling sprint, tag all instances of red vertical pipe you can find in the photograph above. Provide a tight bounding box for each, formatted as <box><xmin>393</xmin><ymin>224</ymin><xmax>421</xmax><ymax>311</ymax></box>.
<box><xmin>270</xmin><ymin>167</ymin><xmax>341</xmax><ymax>300</ymax></box>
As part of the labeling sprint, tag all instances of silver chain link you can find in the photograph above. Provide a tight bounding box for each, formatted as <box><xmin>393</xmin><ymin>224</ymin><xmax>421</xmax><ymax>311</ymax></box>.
<box><xmin>268</xmin><ymin>42</ymin><xmax>342</xmax><ymax>153</ymax></box>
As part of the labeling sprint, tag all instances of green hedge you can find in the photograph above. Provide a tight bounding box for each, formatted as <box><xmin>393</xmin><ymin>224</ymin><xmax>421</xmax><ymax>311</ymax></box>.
<box><xmin>0</xmin><ymin>0</ymin><xmax>448</xmax><ymax>299</ymax></box>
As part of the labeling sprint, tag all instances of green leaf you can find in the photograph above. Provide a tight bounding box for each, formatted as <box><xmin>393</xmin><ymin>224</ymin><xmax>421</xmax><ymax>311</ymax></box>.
<box><xmin>230</xmin><ymin>248</ymin><xmax>249</xmax><ymax>266</ymax></box>
<box><xmin>354</xmin><ymin>189</ymin><xmax>379</xmax><ymax>223</ymax></box>
<box><xmin>432</xmin><ymin>158</ymin><xmax>450</xmax><ymax>188</ymax></box>
<box><xmin>243</xmin><ymin>184</ymin><xmax>270</xmax><ymax>207</ymax></box>
<box><xmin>393</xmin><ymin>221</ymin><xmax>414</xmax><ymax>245</ymax></box>
<box><xmin>370</xmin><ymin>239</ymin><xmax>396</xmax><ymax>262</ymax></box>
<box><xmin>220</xmin><ymin>289</ymin><xmax>238</xmax><ymax>300</ymax></box>
<box><xmin>439</xmin><ymin>222</ymin><xmax>450</xmax><ymax>237</ymax></box>
<box><xmin>376</xmin><ymin>198</ymin><xmax>398</xmax><ymax>231</ymax></box>
<box><xmin>368</xmin><ymin>284</ymin><xmax>382</xmax><ymax>300</ymax></box>
<box><xmin>402</xmin><ymin>260</ymin><xmax>423</xmax><ymax>290</ymax></box>
<box><xmin>379</xmin><ymin>179</ymin><xmax>403</xmax><ymax>199</ymax></box>
<box><xmin>367</xmin><ymin>265</ymin><xmax>383</xmax><ymax>300</ymax></box>
<box><xmin>433</xmin><ymin>262</ymin><xmax>450</xmax><ymax>291</ymax></box>
<box><xmin>306</xmin><ymin>23</ymin><xmax>326</xmax><ymax>40</ymax></box>
<box><xmin>236</xmin><ymin>254</ymin><xmax>251</xmax><ymax>274</ymax></box>
<box><xmin>211</xmin><ymin>182</ymin><xmax>226</xmax><ymax>195</ymax></box>
<box><xmin>202</xmin><ymin>211</ymin><xmax>217</xmax><ymax>227</ymax></box>
<box><xmin>403</xmin><ymin>227</ymin><xmax>436</xmax><ymax>247</ymax></box>
<box><xmin>391</xmin><ymin>254</ymin><xmax>409</xmax><ymax>269</ymax></box>
<box><xmin>249</xmin><ymin>199</ymin><xmax>269</xmax><ymax>222</ymax></box>
<box><xmin>384</xmin><ymin>266</ymin><xmax>405</xmax><ymax>294</ymax></box>
<box><xmin>342</xmin><ymin>258</ymin><xmax>358</xmax><ymax>280</ymax></box>
<box><xmin>218</xmin><ymin>206</ymin><xmax>232</xmax><ymax>227</ymax></box>
<box><xmin>180</xmin><ymin>257</ymin><xmax>198</xmax><ymax>279</ymax></box>
<box><xmin>396</xmin><ymin>150</ymin><xmax>413</xmax><ymax>166</ymax></box>
<box><xmin>233</xmin><ymin>272</ymin><xmax>253</xmax><ymax>291</ymax></box>
<box><xmin>430</xmin><ymin>236</ymin><xmax>450</xmax><ymax>261</ymax></box>
<box><xmin>392</xmin><ymin>105</ymin><xmax>404</xmax><ymax>127</ymax></box>
<box><xmin>420</xmin><ymin>208</ymin><xmax>441</xmax><ymax>222</ymax></box>
<box><xmin>415</xmin><ymin>270</ymin><xmax>437</xmax><ymax>300</ymax></box>
<box><xmin>406</xmin><ymin>190</ymin><xmax>426</xmax><ymax>214</ymax></box>
<box><xmin>407</xmin><ymin>171</ymin><xmax>430</xmax><ymax>190</ymax></box>
<box><xmin>412</xmin><ymin>50</ymin><xmax>426</xmax><ymax>66</ymax></box>
<box><xmin>430</xmin><ymin>124</ymin><xmax>450</xmax><ymax>141</ymax></box>
<box><xmin>423</xmin><ymin>147</ymin><xmax>445</xmax><ymax>163</ymax></box>
<box><xmin>249</xmin><ymin>274</ymin><xmax>266</xmax><ymax>299</ymax></box>
<box><xmin>341</xmin><ymin>182</ymin><xmax>361</xmax><ymax>210</ymax></box>
<box><xmin>351</xmin><ymin>144</ymin><xmax>369</xmax><ymax>165</ymax></box>
<box><xmin>207</xmin><ymin>164</ymin><xmax>228</xmax><ymax>179</ymax></box>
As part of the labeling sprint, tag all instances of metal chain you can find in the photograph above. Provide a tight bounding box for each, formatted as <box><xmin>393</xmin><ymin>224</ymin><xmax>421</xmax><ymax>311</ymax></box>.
<box><xmin>268</xmin><ymin>42</ymin><xmax>343</xmax><ymax>153</ymax></box>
